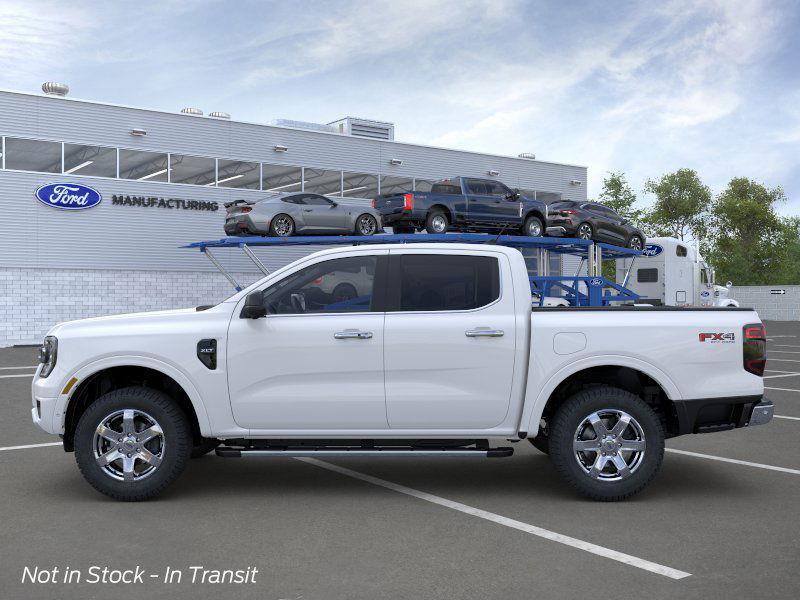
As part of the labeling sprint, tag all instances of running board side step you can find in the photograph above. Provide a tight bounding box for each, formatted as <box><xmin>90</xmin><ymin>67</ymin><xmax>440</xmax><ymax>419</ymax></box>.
<box><xmin>216</xmin><ymin>447</ymin><xmax>514</xmax><ymax>458</ymax></box>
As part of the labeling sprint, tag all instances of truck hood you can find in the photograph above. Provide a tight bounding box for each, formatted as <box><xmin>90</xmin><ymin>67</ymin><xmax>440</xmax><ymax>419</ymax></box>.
<box><xmin>46</xmin><ymin>307</ymin><xmax>206</xmax><ymax>338</ymax></box>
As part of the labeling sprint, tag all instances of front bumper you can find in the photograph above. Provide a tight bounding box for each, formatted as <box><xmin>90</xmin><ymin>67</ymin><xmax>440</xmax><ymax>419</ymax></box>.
<box><xmin>674</xmin><ymin>395</ymin><xmax>773</xmax><ymax>435</ymax></box>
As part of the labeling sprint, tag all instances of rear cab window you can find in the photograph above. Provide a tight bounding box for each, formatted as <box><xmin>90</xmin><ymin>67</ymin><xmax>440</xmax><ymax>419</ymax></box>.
<box><xmin>430</xmin><ymin>179</ymin><xmax>463</xmax><ymax>194</ymax></box>
<box><xmin>387</xmin><ymin>254</ymin><xmax>500</xmax><ymax>311</ymax></box>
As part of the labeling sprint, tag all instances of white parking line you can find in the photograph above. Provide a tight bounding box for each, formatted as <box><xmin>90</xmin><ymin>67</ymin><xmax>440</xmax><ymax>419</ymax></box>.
<box><xmin>0</xmin><ymin>442</ymin><xmax>62</xmax><ymax>452</ymax></box>
<box><xmin>0</xmin><ymin>365</ymin><xmax>38</xmax><ymax>370</ymax></box>
<box><xmin>775</xmin><ymin>415</ymin><xmax>800</xmax><ymax>421</ymax></box>
<box><xmin>765</xmin><ymin>387</ymin><xmax>800</xmax><ymax>393</ymax></box>
<box><xmin>0</xmin><ymin>374</ymin><xmax>35</xmax><ymax>379</ymax></box>
<box><xmin>763</xmin><ymin>372</ymin><xmax>800</xmax><ymax>379</ymax></box>
<box><xmin>666</xmin><ymin>449</ymin><xmax>800</xmax><ymax>475</ymax></box>
<box><xmin>297</xmin><ymin>457</ymin><xmax>691</xmax><ymax>580</ymax></box>
<box><xmin>772</xmin><ymin>345</ymin><xmax>800</xmax><ymax>349</ymax></box>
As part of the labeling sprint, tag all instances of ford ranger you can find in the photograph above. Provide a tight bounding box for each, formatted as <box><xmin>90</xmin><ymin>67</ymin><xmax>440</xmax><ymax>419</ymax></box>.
<box><xmin>373</xmin><ymin>177</ymin><xmax>549</xmax><ymax>236</ymax></box>
<box><xmin>32</xmin><ymin>243</ymin><xmax>773</xmax><ymax>502</ymax></box>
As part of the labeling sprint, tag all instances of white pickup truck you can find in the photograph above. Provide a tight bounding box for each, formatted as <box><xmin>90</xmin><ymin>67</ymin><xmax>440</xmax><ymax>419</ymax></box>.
<box><xmin>32</xmin><ymin>243</ymin><xmax>773</xmax><ymax>502</ymax></box>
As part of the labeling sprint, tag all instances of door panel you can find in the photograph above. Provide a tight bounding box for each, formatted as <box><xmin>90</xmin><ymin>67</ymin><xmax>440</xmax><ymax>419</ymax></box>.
<box><xmin>226</xmin><ymin>252</ymin><xmax>388</xmax><ymax>430</ymax></box>
<box><xmin>383</xmin><ymin>252</ymin><xmax>516</xmax><ymax>429</ymax></box>
<box><xmin>227</xmin><ymin>314</ymin><xmax>386</xmax><ymax>429</ymax></box>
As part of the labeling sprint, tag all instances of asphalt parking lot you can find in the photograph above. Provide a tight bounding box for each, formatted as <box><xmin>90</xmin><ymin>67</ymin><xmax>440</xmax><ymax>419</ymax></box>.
<box><xmin>1</xmin><ymin>321</ymin><xmax>799</xmax><ymax>600</ymax></box>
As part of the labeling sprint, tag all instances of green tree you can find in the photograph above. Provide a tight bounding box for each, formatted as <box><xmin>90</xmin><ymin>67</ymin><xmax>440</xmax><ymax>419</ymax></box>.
<box><xmin>642</xmin><ymin>169</ymin><xmax>711</xmax><ymax>241</ymax></box>
<box><xmin>597</xmin><ymin>171</ymin><xmax>643</xmax><ymax>226</ymax></box>
<box><xmin>706</xmin><ymin>177</ymin><xmax>796</xmax><ymax>285</ymax></box>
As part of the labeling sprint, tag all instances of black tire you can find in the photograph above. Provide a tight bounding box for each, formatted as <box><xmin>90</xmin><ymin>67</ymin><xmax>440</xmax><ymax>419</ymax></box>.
<box><xmin>74</xmin><ymin>386</ymin><xmax>192</xmax><ymax>501</ymax></box>
<box><xmin>354</xmin><ymin>213</ymin><xmax>379</xmax><ymax>236</ymax></box>
<box><xmin>548</xmin><ymin>386</ymin><xmax>664</xmax><ymax>501</ymax></box>
<box><xmin>269</xmin><ymin>214</ymin><xmax>295</xmax><ymax>237</ymax></box>
<box><xmin>522</xmin><ymin>215</ymin><xmax>544</xmax><ymax>237</ymax></box>
<box><xmin>191</xmin><ymin>437</ymin><xmax>220</xmax><ymax>458</ymax></box>
<box><xmin>425</xmin><ymin>209</ymin><xmax>449</xmax><ymax>234</ymax></box>
<box><xmin>528</xmin><ymin>434</ymin><xmax>549</xmax><ymax>454</ymax></box>
<box><xmin>576</xmin><ymin>222</ymin><xmax>593</xmax><ymax>240</ymax></box>
<box><xmin>392</xmin><ymin>224</ymin><xmax>416</xmax><ymax>234</ymax></box>
<box><xmin>627</xmin><ymin>235</ymin><xmax>644</xmax><ymax>251</ymax></box>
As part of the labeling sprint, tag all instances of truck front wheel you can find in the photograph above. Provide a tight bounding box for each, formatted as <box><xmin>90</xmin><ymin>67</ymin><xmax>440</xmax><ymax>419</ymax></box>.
<box><xmin>548</xmin><ymin>386</ymin><xmax>664</xmax><ymax>501</ymax></box>
<box><xmin>425</xmin><ymin>210</ymin><xmax>449</xmax><ymax>234</ymax></box>
<box><xmin>74</xmin><ymin>387</ymin><xmax>192</xmax><ymax>501</ymax></box>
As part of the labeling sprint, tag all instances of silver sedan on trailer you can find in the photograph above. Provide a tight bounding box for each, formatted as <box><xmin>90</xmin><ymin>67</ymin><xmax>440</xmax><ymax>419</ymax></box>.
<box><xmin>224</xmin><ymin>192</ymin><xmax>383</xmax><ymax>237</ymax></box>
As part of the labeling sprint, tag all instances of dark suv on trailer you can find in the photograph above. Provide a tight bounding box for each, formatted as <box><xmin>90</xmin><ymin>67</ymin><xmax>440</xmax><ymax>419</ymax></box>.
<box><xmin>546</xmin><ymin>200</ymin><xmax>646</xmax><ymax>249</ymax></box>
<box><xmin>372</xmin><ymin>177</ymin><xmax>549</xmax><ymax>237</ymax></box>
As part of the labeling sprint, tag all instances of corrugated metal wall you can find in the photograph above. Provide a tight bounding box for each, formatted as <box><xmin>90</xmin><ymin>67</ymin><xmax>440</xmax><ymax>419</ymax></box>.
<box><xmin>0</xmin><ymin>89</ymin><xmax>587</xmax><ymax>273</ymax></box>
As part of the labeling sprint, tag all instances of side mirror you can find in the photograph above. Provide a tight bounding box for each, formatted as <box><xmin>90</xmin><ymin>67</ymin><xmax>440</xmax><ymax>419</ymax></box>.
<box><xmin>329</xmin><ymin>201</ymin><xmax>338</xmax><ymax>208</ymax></box>
<box><xmin>240</xmin><ymin>290</ymin><xmax>267</xmax><ymax>319</ymax></box>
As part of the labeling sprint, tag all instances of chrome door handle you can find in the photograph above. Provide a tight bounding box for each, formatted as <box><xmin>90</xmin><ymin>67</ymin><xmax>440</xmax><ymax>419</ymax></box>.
<box><xmin>465</xmin><ymin>328</ymin><xmax>504</xmax><ymax>337</ymax></box>
<box><xmin>334</xmin><ymin>330</ymin><xmax>373</xmax><ymax>340</ymax></box>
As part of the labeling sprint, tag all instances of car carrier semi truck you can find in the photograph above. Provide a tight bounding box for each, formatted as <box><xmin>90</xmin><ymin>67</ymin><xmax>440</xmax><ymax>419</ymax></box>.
<box><xmin>616</xmin><ymin>237</ymin><xmax>739</xmax><ymax>308</ymax></box>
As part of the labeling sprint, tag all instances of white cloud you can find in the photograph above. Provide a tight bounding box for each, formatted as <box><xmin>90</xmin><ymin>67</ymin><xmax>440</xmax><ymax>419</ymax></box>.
<box><xmin>0</xmin><ymin>1</ymin><xmax>90</xmax><ymax>82</ymax></box>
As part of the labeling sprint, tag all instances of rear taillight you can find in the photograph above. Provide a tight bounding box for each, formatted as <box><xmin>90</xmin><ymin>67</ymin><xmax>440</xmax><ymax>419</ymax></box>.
<box><xmin>560</xmin><ymin>209</ymin><xmax>577</xmax><ymax>215</ymax></box>
<box><xmin>403</xmin><ymin>193</ymin><xmax>414</xmax><ymax>211</ymax></box>
<box><xmin>240</xmin><ymin>207</ymin><xmax>252</xmax><ymax>213</ymax></box>
<box><xmin>743</xmin><ymin>323</ymin><xmax>766</xmax><ymax>376</ymax></box>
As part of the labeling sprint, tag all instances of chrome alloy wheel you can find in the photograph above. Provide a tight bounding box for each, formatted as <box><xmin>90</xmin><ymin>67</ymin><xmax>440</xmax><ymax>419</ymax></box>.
<box><xmin>573</xmin><ymin>409</ymin><xmax>645</xmax><ymax>481</ymax></box>
<box><xmin>629</xmin><ymin>236</ymin><xmax>643</xmax><ymax>251</ymax></box>
<box><xmin>357</xmin><ymin>214</ymin><xmax>377</xmax><ymax>235</ymax></box>
<box><xmin>93</xmin><ymin>409</ymin><xmax>165</xmax><ymax>482</ymax></box>
<box><xmin>272</xmin><ymin>215</ymin><xmax>293</xmax><ymax>236</ymax></box>
<box><xmin>430</xmin><ymin>214</ymin><xmax>448</xmax><ymax>233</ymax></box>
<box><xmin>526</xmin><ymin>219</ymin><xmax>543</xmax><ymax>236</ymax></box>
<box><xmin>577</xmin><ymin>223</ymin><xmax>593</xmax><ymax>240</ymax></box>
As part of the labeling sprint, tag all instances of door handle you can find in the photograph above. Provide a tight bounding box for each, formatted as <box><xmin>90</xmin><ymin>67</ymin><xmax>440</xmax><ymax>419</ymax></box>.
<box><xmin>334</xmin><ymin>329</ymin><xmax>373</xmax><ymax>340</ymax></box>
<box><xmin>465</xmin><ymin>328</ymin><xmax>504</xmax><ymax>337</ymax></box>
<box><xmin>303</xmin><ymin>209</ymin><xmax>313</xmax><ymax>212</ymax></box>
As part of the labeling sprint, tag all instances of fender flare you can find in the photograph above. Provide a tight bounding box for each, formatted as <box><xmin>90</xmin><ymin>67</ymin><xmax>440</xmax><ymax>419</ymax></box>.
<box><xmin>521</xmin><ymin>354</ymin><xmax>682</xmax><ymax>437</ymax></box>
<box><xmin>56</xmin><ymin>355</ymin><xmax>212</xmax><ymax>437</ymax></box>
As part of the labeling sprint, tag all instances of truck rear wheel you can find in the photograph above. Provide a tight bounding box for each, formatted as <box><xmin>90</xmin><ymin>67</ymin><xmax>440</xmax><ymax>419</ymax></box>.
<box><xmin>548</xmin><ymin>386</ymin><xmax>664</xmax><ymax>501</ymax></box>
<box><xmin>74</xmin><ymin>387</ymin><xmax>192</xmax><ymax>501</ymax></box>
<box><xmin>522</xmin><ymin>215</ymin><xmax>544</xmax><ymax>237</ymax></box>
<box><xmin>425</xmin><ymin>210</ymin><xmax>449</xmax><ymax>234</ymax></box>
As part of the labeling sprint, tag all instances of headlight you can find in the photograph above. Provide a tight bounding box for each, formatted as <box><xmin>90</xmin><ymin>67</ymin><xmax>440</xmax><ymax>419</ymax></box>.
<box><xmin>38</xmin><ymin>336</ymin><xmax>58</xmax><ymax>378</ymax></box>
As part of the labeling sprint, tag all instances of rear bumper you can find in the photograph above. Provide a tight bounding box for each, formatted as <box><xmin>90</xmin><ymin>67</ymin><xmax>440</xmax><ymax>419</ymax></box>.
<box><xmin>224</xmin><ymin>215</ymin><xmax>270</xmax><ymax>236</ymax></box>
<box><xmin>673</xmin><ymin>395</ymin><xmax>773</xmax><ymax>435</ymax></box>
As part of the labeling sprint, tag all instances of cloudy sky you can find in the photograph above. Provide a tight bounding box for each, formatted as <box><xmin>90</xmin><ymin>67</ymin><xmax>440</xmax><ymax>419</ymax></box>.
<box><xmin>1</xmin><ymin>0</ymin><xmax>798</xmax><ymax>213</ymax></box>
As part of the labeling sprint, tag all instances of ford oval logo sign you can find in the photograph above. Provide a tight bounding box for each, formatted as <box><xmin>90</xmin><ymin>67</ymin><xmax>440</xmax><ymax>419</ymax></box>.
<box><xmin>35</xmin><ymin>183</ymin><xmax>102</xmax><ymax>210</ymax></box>
<box><xmin>642</xmin><ymin>244</ymin><xmax>663</xmax><ymax>257</ymax></box>
<box><xmin>588</xmin><ymin>277</ymin><xmax>603</xmax><ymax>287</ymax></box>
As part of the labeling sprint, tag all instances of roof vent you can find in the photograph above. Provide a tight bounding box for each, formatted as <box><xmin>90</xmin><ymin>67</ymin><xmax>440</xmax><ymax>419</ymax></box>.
<box><xmin>328</xmin><ymin>117</ymin><xmax>395</xmax><ymax>141</ymax></box>
<box><xmin>42</xmin><ymin>82</ymin><xmax>69</xmax><ymax>97</ymax></box>
<box><xmin>518</xmin><ymin>152</ymin><xmax>536</xmax><ymax>160</ymax></box>
<box><xmin>180</xmin><ymin>107</ymin><xmax>203</xmax><ymax>116</ymax></box>
<box><xmin>209</xmin><ymin>111</ymin><xmax>230</xmax><ymax>119</ymax></box>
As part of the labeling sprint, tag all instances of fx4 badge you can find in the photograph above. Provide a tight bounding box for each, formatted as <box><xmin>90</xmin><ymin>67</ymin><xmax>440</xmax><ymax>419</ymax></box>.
<box><xmin>699</xmin><ymin>332</ymin><xmax>735</xmax><ymax>343</ymax></box>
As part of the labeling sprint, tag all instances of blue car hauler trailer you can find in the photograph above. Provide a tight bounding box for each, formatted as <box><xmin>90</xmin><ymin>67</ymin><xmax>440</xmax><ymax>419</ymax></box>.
<box><xmin>183</xmin><ymin>234</ymin><xmax>641</xmax><ymax>307</ymax></box>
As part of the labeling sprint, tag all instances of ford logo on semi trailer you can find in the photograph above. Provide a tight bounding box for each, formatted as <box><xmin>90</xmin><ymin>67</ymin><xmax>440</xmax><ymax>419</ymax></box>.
<box><xmin>641</xmin><ymin>244</ymin><xmax>663</xmax><ymax>257</ymax></box>
<box><xmin>35</xmin><ymin>183</ymin><xmax>102</xmax><ymax>210</ymax></box>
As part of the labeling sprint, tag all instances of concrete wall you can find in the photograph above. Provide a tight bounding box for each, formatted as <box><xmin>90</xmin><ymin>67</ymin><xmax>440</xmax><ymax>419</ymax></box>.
<box><xmin>729</xmin><ymin>286</ymin><xmax>800</xmax><ymax>321</ymax></box>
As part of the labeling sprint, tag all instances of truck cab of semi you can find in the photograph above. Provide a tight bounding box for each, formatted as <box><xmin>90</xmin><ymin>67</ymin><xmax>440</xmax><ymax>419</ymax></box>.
<box><xmin>616</xmin><ymin>237</ymin><xmax>739</xmax><ymax>308</ymax></box>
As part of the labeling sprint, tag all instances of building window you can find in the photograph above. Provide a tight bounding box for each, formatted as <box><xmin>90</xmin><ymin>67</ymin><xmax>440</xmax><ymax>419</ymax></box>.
<box><xmin>169</xmin><ymin>154</ymin><xmax>216</xmax><ymax>186</ymax></box>
<box><xmin>217</xmin><ymin>159</ymin><xmax>260</xmax><ymax>189</ymax></box>
<box><xmin>4</xmin><ymin>138</ymin><xmax>61</xmax><ymax>173</ymax></box>
<box><xmin>119</xmin><ymin>149</ymin><xmax>169</xmax><ymax>182</ymax></box>
<box><xmin>379</xmin><ymin>175</ymin><xmax>413</xmax><ymax>195</ymax></box>
<box><xmin>63</xmin><ymin>144</ymin><xmax>117</xmax><ymax>177</ymax></box>
<box><xmin>341</xmin><ymin>172</ymin><xmax>379</xmax><ymax>199</ymax></box>
<box><xmin>262</xmin><ymin>163</ymin><xmax>302</xmax><ymax>193</ymax></box>
<box><xmin>304</xmin><ymin>168</ymin><xmax>342</xmax><ymax>196</ymax></box>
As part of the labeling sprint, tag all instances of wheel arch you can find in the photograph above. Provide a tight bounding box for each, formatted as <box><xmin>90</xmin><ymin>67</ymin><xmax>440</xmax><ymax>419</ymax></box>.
<box><xmin>524</xmin><ymin>209</ymin><xmax>546</xmax><ymax>224</ymax></box>
<box><xmin>427</xmin><ymin>203</ymin><xmax>453</xmax><ymax>222</ymax></box>
<box><xmin>61</xmin><ymin>358</ymin><xmax>211</xmax><ymax>452</ymax></box>
<box><xmin>524</xmin><ymin>358</ymin><xmax>682</xmax><ymax>438</ymax></box>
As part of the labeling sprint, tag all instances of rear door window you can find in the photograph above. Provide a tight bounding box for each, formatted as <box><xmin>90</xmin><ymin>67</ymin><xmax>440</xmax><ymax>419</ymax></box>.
<box><xmin>388</xmin><ymin>254</ymin><xmax>500</xmax><ymax>311</ymax></box>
